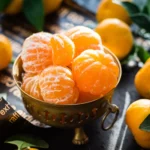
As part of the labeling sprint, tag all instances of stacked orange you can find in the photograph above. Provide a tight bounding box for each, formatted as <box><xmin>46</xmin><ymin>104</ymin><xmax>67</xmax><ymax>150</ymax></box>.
<box><xmin>21</xmin><ymin>26</ymin><xmax>119</xmax><ymax>105</ymax></box>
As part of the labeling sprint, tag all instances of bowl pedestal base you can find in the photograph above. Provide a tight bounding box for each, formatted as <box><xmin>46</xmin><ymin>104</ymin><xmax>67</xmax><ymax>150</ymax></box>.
<box><xmin>72</xmin><ymin>127</ymin><xmax>89</xmax><ymax>145</ymax></box>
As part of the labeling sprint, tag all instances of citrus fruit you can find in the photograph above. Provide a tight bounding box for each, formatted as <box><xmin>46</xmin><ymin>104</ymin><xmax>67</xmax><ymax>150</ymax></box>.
<box><xmin>0</xmin><ymin>34</ymin><xmax>12</xmax><ymax>70</ymax></box>
<box><xmin>65</xmin><ymin>26</ymin><xmax>102</xmax><ymax>57</ymax></box>
<box><xmin>39</xmin><ymin>66</ymin><xmax>79</xmax><ymax>105</ymax></box>
<box><xmin>126</xmin><ymin>99</ymin><xmax>150</xmax><ymax>149</ymax></box>
<box><xmin>29</xmin><ymin>148</ymin><xmax>39</xmax><ymax>150</ymax></box>
<box><xmin>96</xmin><ymin>0</ymin><xmax>132</xmax><ymax>25</ymax></box>
<box><xmin>95</xmin><ymin>18</ymin><xmax>133</xmax><ymax>60</ymax></box>
<box><xmin>21</xmin><ymin>73</ymin><xmax>43</xmax><ymax>100</ymax></box>
<box><xmin>135</xmin><ymin>58</ymin><xmax>150</xmax><ymax>99</ymax></box>
<box><xmin>77</xmin><ymin>91</ymin><xmax>101</xmax><ymax>104</ymax></box>
<box><xmin>5</xmin><ymin>0</ymin><xmax>23</xmax><ymax>15</ymax></box>
<box><xmin>21</xmin><ymin>32</ymin><xmax>53</xmax><ymax>74</ymax></box>
<box><xmin>50</xmin><ymin>34</ymin><xmax>75</xmax><ymax>66</ymax></box>
<box><xmin>72</xmin><ymin>49</ymin><xmax>119</xmax><ymax>97</ymax></box>
<box><xmin>43</xmin><ymin>0</ymin><xmax>63</xmax><ymax>14</ymax></box>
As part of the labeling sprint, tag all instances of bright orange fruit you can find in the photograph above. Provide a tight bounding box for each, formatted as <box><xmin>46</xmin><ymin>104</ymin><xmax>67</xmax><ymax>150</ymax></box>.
<box><xmin>21</xmin><ymin>32</ymin><xmax>53</xmax><ymax>74</ymax></box>
<box><xmin>39</xmin><ymin>66</ymin><xmax>79</xmax><ymax>105</ymax></box>
<box><xmin>134</xmin><ymin>58</ymin><xmax>150</xmax><ymax>99</ymax></box>
<box><xmin>21</xmin><ymin>73</ymin><xmax>42</xmax><ymax>100</ymax></box>
<box><xmin>72</xmin><ymin>49</ymin><xmax>119</xmax><ymax>97</ymax></box>
<box><xmin>65</xmin><ymin>26</ymin><xmax>102</xmax><ymax>57</ymax></box>
<box><xmin>0</xmin><ymin>34</ymin><xmax>12</xmax><ymax>70</ymax></box>
<box><xmin>95</xmin><ymin>18</ymin><xmax>133</xmax><ymax>60</ymax></box>
<box><xmin>50</xmin><ymin>34</ymin><xmax>75</xmax><ymax>66</ymax></box>
<box><xmin>126</xmin><ymin>99</ymin><xmax>150</xmax><ymax>149</ymax></box>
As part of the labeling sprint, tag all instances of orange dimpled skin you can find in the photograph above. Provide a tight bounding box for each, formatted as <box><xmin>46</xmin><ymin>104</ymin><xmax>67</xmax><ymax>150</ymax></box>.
<box><xmin>21</xmin><ymin>32</ymin><xmax>53</xmax><ymax>74</ymax></box>
<box><xmin>21</xmin><ymin>73</ymin><xmax>43</xmax><ymax>100</ymax></box>
<box><xmin>50</xmin><ymin>34</ymin><xmax>75</xmax><ymax>66</ymax></box>
<box><xmin>39</xmin><ymin>66</ymin><xmax>79</xmax><ymax>105</ymax></box>
<box><xmin>72</xmin><ymin>49</ymin><xmax>119</xmax><ymax>96</ymax></box>
<box><xmin>65</xmin><ymin>26</ymin><xmax>102</xmax><ymax>57</ymax></box>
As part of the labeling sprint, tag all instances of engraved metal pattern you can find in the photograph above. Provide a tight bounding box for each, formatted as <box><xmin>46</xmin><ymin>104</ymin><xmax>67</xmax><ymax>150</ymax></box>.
<box><xmin>12</xmin><ymin>46</ymin><xmax>122</xmax><ymax>144</ymax></box>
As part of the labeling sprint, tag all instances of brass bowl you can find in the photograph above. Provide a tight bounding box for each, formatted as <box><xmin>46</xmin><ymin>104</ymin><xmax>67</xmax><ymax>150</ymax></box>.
<box><xmin>12</xmin><ymin>47</ymin><xmax>122</xmax><ymax>145</ymax></box>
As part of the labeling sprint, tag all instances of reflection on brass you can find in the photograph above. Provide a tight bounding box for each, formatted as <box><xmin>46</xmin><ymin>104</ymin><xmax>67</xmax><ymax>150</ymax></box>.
<box><xmin>101</xmin><ymin>104</ymin><xmax>119</xmax><ymax>131</ymax></box>
<box><xmin>72</xmin><ymin>127</ymin><xmax>88</xmax><ymax>145</ymax></box>
<box><xmin>12</xmin><ymin>46</ymin><xmax>122</xmax><ymax>145</ymax></box>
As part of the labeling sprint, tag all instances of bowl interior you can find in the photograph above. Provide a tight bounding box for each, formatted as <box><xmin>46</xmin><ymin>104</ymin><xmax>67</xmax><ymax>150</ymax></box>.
<box><xmin>12</xmin><ymin>46</ymin><xmax>122</xmax><ymax>107</ymax></box>
<box><xmin>12</xmin><ymin>47</ymin><xmax>122</xmax><ymax>127</ymax></box>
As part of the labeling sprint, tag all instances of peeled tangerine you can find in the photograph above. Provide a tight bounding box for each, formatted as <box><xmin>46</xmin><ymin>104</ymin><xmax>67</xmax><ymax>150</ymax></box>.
<box><xmin>65</xmin><ymin>26</ymin><xmax>102</xmax><ymax>57</ymax></box>
<box><xmin>126</xmin><ymin>99</ymin><xmax>150</xmax><ymax>149</ymax></box>
<box><xmin>72</xmin><ymin>49</ymin><xmax>119</xmax><ymax>97</ymax></box>
<box><xmin>77</xmin><ymin>91</ymin><xmax>101</xmax><ymax>104</ymax></box>
<box><xmin>21</xmin><ymin>73</ymin><xmax>42</xmax><ymax>100</ymax></box>
<box><xmin>39</xmin><ymin>66</ymin><xmax>79</xmax><ymax>105</ymax></box>
<box><xmin>50</xmin><ymin>34</ymin><xmax>75</xmax><ymax>66</ymax></box>
<box><xmin>21</xmin><ymin>32</ymin><xmax>53</xmax><ymax>74</ymax></box>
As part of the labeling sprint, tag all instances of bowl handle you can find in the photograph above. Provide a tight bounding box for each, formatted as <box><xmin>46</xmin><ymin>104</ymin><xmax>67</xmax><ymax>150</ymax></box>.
<box><xmin>101</xmin><ymin>104</ymin><xmax>119</xmax><ymax>131</ymax></box>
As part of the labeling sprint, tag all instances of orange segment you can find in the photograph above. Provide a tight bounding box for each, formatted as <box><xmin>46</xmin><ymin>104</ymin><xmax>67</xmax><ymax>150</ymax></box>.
<box><xmin>50</xmin><ymin>34</ymin><xmax>75</xmax><ymax>66</ymax></box>
<box><xmin>21</xmin><ymin>32</ymin><xmax>53</xmax><ymax>74</ymax></box>
<box><xmin>65</xmin><ymin>26</ymin><xmax>102</xmax><ymax>57</ymax></box>
<box><xmin>39</xmin><ymin>66</ymin><xmax>79</xmax><ymax>104</ymax></box>
<box><xmin>21</xmin><ymin>73</ymin><xmax>42</xmax><ymax>100</ymax></box>
<box><xmin>77</xmin><ymin>91</ymin><xmax>101</xmax><ymax>104</ymax></box>
<box><xmin>72</xmin><ymin>49</ymin><xmax>119</xmax><ymax>96</ymax></box>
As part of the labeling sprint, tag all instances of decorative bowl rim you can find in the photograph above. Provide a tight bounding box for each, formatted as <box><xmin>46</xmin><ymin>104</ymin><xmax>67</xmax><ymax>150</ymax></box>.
<box><xmin>12</xmin><ymin>46</ymin><xmax>122</xmax><ymax>107</ymax></box>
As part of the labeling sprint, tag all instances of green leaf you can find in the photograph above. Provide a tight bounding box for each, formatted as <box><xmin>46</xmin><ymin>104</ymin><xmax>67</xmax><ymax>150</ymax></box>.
<box><xmin>23</xmin><ymin>0</ymin><xmax>44</xmax><ymax>31</ymax></box>
<box><xmin>139</xmin><ymin>114</ymin><xmax>150</xmax><ymax>132</ymax></box>
<box><xmin>136</xmin><ymin>45</ymin><xmax>150</xmax><ymax>63</ymax></box>
<box><xmin>146</xmin><ymin>0</ymin><xmax>150</xmax><ymax>15</ymax></box>
<box><xmin>121</xmin><ymin>2</ymin><xmax>140</xmax><ymax>15</ymax></box>
<box><xmin>0</xmin><ymin>0</ymin><xmax>11</xmax><ymax>11</ymax></box>
<box><xmin>130</xmin><ymin>13</ymin><xmax>150</xmax><ymax>32</ymax></box>
<box><xmin>11</xmin><ymin>57</ymin><xmax>15</xmax><ymax>64</ymax></box>
<box><xmin>5</xmin><ymin>134</ymin><xmax>49</xmax><ymax>150</ymax></box>
<box><xmin>142</xmin><ymin>0</ymin><xmax>150</xmax><ymax>15</ymax></box>
<box><xmin>133</xmin><ymin>0</ymin><xmax>147</xmax><ymax>11</ymax></box>
<box><xmin>121</xmin><ymin>44</ymin><xmax>137</xmax><ymax>65</ymax></box>
<box><xmin>121</xmin><ymin>44</ymin><xmax>150</xmax><ymax>64</ymax></box>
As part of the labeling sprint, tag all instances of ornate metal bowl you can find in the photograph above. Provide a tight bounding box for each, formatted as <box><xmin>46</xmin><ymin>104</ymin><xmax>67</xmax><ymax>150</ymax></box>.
<box><xmin>12</xmin><ymin>47</ymin><xmax>122</xmax><ymax>145</ymax></box>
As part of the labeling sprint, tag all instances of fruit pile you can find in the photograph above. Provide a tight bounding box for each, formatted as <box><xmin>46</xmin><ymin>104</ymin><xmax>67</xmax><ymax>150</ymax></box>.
<box><xmin>95</xmin><ymin>0</ymin><xmax>150</xmax><ymax>149</ymax></box>
<box><xmin>21</xmin><ymin>26</ymin><xmax>119</xmax><ymax>105</ymax></box>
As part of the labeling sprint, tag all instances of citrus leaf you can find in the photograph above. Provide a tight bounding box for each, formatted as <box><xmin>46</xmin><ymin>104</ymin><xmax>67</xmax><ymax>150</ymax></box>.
<box><xmin>23</xmin><ymin>0</ymin><xmax>44</xmax><ymax>31</ymax></box>
<box><xmin>133</xmin><ymin>0</ymin><xmax>147</xmax><ymax>11</ymax></box>
<box><xmin>136</xmin><ymin>45</ymin><xmax>150</xmax><ymax>63</ymax></box>
<box><xmin>130</xmin><ymin>13</ymin><xmax>150</xmax><ymax>32</ymax></box>
<box><xmin>11</xmin><ymin>57</ymin><xmax>15</xmax><ymax>64</ymax></box>
<box><xmin>139</xmin><ymin>114</ymin><xmax>150</xmax><ymax>132</ymax></box>
<box><xmin>121</xmin><ymin>44</ymin><xmax>137</xmax><ymax>65</ymax></box>
<box><xmin>146</xmin><ymin>0</ymin><xmax>150</xmax><ymax>15</ymax></box>
<box><xmin>0</xmin><ymin>0</ymin><xmax>11</xmax><ymax>11</ymax></box>
<box><xmin>142</xmin><ymin>0</ymin><xmax>150</xmax><ymax>15</ymax></box>
<box><xmin>121</xmin><ymin>2</ymin><xmax>140</xmax><ymax>15</ymax></box>
<box><xmin>5</xmin><ymin>134</ymin><xmax>49</xmax><ymax>150</ymax></box>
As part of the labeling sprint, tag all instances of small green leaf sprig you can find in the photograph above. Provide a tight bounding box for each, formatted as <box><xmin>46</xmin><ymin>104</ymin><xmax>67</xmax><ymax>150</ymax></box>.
<box><xmin>114</xmin><ymin>0</ymin><xmax>150</xmax><ymax>64</ymax></box>
<box><xmin>118</xmin><ymin>0</ymin><xmax>150</xmax><ymax>33</ymax></box>
<box><xmin>140</xmin><ymin>114</ymin><xmax>150</xmax><ymax>132</ymax></box>
<box><xmin>5</xmin><ymin>134</ymin><xmax>49</xmax><ymax>150</ymax></box>
<box><xmin>0</xmin><ymin>0</ymin><xmax>44</xmax><ymax>31</ymax></box>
